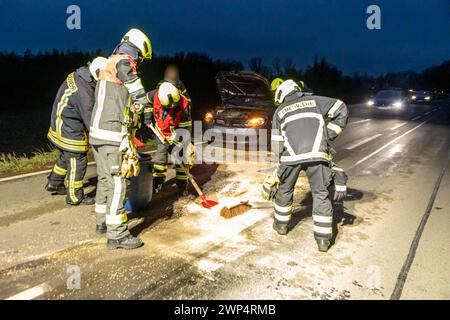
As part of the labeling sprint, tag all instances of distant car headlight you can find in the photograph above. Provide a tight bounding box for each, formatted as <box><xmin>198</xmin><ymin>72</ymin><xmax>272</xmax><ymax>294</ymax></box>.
<box><xmin>393</xmin><ymin>102</ymin><xmax>403</xmax><ymax>108</ymax></box>
<box><xmin>204</xmin><ymin>112</ymin><xmax>215</xmax><ymax>124</ymax></box>
<box><xmin>411</xmin><ymin>96</ymin><xmax>417</xmax><ymax>100</ymax></box>
<box><xmin>425</xmin><ymin>96</ymin><xmax>431</xmax><ymax>100</ymax></box>
<box><xmin>367</xmin><ymin>100</ymin><xmax>374</xmax><ymax>106</ymax></box>
<box><xmin>245</xmin><ymin>116</ymin><xmax>266</xmax><ymax>128</ymax></box>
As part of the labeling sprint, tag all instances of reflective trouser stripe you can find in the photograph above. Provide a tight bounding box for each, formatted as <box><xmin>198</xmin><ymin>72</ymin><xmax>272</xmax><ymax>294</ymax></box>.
<box><xmin>106</xmin><ymin>175</ymin><xmax>127</xmax><ymax>225</ymax></box>
<box><xmin>274</xmin><ymin>203</ymin><xmax>292</xmax><ymax>223</ymax></box>
<box><xmin>176</xmin><ymin>166</ymin><xmax>188</xmax><ymax>181</ymax></box>
<box><xmin>53</xmin><ymin>164</ymin><xmax>67</xmax><ymax>176</ymax></box>
<box><xmin>313</xmin><ymin>225</ymin><xmax>332</xmax><ymax>235</ymax></box>
<box><xmin>313</xmin><ymin>215</ymin><xmax>333</xmax><ymax>224</ymax></box>
<box><xmin>274</xmin><ymin>203</ymin><xmax>292</xmax><ymax>213</ymax></box>
<box><xmin>153</xmin><ymin>164</ymin><xmax>167</xmax><ymax>178</ymax></box>
<box><xmin>274</xmin><ymin>212</ymin><xmax>291</xmax><ymax>223</ymax></box>
<box><xmin>313</xmin><ymin>214</ymin><xmax>333</xmax><ymax>238</ymax></box>
<box><xmin>68</xmin><ymin>158</ymin><xmax>78</xmax><ymax>203</ymax></box>
<box><xmin>95</xmin><ymin>203</ymin><xmax>107</xmax><ymax>214</ymax></box>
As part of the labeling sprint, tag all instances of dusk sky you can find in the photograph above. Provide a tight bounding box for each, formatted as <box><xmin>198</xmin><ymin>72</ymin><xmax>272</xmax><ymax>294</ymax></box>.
<box><xmin>1</xmin><ymin>0</ymin><xmax>449</xmax><ymax>75</ymax></box>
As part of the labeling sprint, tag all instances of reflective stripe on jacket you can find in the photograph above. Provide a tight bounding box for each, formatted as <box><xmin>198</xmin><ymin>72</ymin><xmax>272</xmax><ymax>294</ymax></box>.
<box><xmin>47</xmin><ymin>69</ymin><xmax>95</xmax><ymax>153</ymax></box>
<box><xmin>271</xmin><ymin>92</ymin><xmax>348</xmax><ymax>165</ymax></box>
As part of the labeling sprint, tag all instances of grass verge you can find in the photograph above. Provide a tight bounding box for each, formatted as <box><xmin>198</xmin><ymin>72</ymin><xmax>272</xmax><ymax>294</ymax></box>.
<box><xmin>0</xmin><ymin>139</ymin><xmax>158</xmax><ymax>179</ymax></box>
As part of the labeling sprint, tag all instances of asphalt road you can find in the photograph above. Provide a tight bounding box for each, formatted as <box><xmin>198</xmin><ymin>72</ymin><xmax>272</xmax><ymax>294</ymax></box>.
<box><xmin>0</xmin><ymin>101</ymin><xmax>449</xmax><ymax>300</ymax></box>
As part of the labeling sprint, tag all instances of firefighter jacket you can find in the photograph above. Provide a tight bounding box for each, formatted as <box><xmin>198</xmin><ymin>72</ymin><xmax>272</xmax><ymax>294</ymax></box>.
<box><xmin>143</xmin><ymin>80</ymin><xmax>190</xmax><ymax>125</ymax></box>
<box><xmin>47</xmin><ymin>67</ymin><xmax>96</xmax><ymax>153</ymax></box>
<box><xmin>89</xmin><ymin>43</ymin><xmax>147</xmax><ymax>146</ymax></box>
<box><xmin>151</xmin><ymin>91</ymin><xmax>192</xmax><ymax>137</ymax></box>
<box><xmin>271</xmin><ymin>92</ymin><xmax>348</xmax><ymax>165</ymax></box>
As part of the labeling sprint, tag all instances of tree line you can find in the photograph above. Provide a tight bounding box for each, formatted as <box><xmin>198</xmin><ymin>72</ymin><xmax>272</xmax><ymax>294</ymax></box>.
<box><xmin>0</xmin><ymin>49</ymin><xmax>449</xmax><ymax>117</ymax></box>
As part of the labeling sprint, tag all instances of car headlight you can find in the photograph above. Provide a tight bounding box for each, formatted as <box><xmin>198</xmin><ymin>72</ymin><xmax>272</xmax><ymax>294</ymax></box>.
<box><xmin>204</xmin><ymin>112</ymin><xmax>215</xmax><ymax>124</ymax></box>
<box><xmin>367</xmin><ymin>100</ymin><xmax>374</xmax><ymax>106</ymax></box>
<box><xmin>425</xmin><ymin>96</ymin><xmax>431</xmax><ymax>100</ymax></box>
<box><xmin>393</xmin><ymin>102</ymin><xmax>403</xmax><ymax>108</ymax></box>
<box><xmin>411</xmin><ymin>96</ymin><xmax>417</xmax><ymax>100</ymax></box>
<box><xmin>245</xmin><ymin>116</ymin><xmax>266</xmax><ymax>128</ymax></box>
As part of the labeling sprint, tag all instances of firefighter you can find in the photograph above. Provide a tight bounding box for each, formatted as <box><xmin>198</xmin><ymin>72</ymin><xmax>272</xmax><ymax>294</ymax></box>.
<box><xmin>143</xmin><ymin>64</ymin><xmax>190</xmax><ymax>124</ymax></box>
<box><xmin>89</xmin><ymin>28</ymin><xmax>152</xmax><ymax>249</ymax></box>
<box><xmin>269</xmin><ymin>80</ymin><xmax>349</xmax><ymax>252</ymax></box>
<box><xmin>147</xmin><ymin>82</ymin><xmax>193</xmax><ymax>195</ymax></box>
<box><xmin>46</xmin><ymin>56</ymin><xmax>108</xmax><ymax>205</ymax></box>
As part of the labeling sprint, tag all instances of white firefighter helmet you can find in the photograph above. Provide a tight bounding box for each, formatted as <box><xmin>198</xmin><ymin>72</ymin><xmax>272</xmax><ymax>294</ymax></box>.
<box><xmin>274</xmin><ymin>79</ymin><xmax>300</xmax><ymax>105</ymax></box>
<box><xmin>158</xmin><ymin>82</ymin><xmax>181</xmax><ymax>107</ymax></box>
<box><xmin>88</xmin><ymin>56</ymin><xmax>108</xmax><ymax>81</ymax></box>
<box><xmin>122</xmin><ymin>28</ymin><xmax>152</xmax><ymax>60</ymax></box>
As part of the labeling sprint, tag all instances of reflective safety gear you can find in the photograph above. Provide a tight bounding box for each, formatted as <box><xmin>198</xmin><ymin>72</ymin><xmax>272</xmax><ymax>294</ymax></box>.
<box><xmin>151</xmin><ymin>87</ymin><xmax>192</xmax><ymax>137</ymax></box>
<box><xmin>271</xmin><ymin>92</ymin><xmax>349</xmax><ymax>165</ymax></box>
<box><xmin>47</xmin><ymin>68</ymin><xmax>96</xmax><ymax>153</ymax></box>
<box><xmin>121</xmin><ymin>28</ymin><xmax>152</xmax><ymax>60</ymax></box>
<box><xmin>90</xmin><ymin>44</ymin><xmax>148</xmax><ymax>146</ymax></box>
<box><xmin>144</xmin><ymin>80</ymin><xmax>191</xmax><ymax>126</ymax></box>
<box><xmin>107</xmin><ymin>235</ymin><xmax>143</xmax><ymax>250</ymax></box>
<box><xmin>158</xmin><ymin>82</ymin><xmax>181</xmax><ymax>107</ymax></box>
<box><xmin>274</xmin><ymin>79</ymin><xmax>300</xmax><ymax>105</ymax></box>
<box><xmin>271</xmin><ymin>77</ymin><xmax>284</xmax><ymax>92</ymax></box>
<box><xmin>331</xmin><ymin>165</ymin><xmax>348</xmax><ymax>202</ymax></box>
<box><xmin>47</xmin><ymin>149</ymin><xmax>88</xmax><ymax>205</ymax></box>
<box><xmin>152</xmin><ymin>138</ymin><xmax>191</xmax><ymax>190</ymax></box>
<box><xmin>88</xmin><ymin>56</ymin><xmax>108</xmax><ymax>81</ymax></box>
<box><xmin>92</xmin><ymin>145</ymin><xmax>131</xmax><ymax>241</ymax></box>
<box><xmin>261</xmin><ymin>172</ymin><xmax>280</xmax><ymax>201</ymax></box>
<box><xmin>274</xmin><ymin>162</ymin><xmax>333</xmax><ymax>241</ymax></box>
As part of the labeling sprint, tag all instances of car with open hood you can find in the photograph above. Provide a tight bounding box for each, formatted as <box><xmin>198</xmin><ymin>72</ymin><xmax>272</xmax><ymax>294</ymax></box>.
<box><xmin>203</xmin><ymin>71</ymin><xmax>275</xmax><ymax>146</ymax></box>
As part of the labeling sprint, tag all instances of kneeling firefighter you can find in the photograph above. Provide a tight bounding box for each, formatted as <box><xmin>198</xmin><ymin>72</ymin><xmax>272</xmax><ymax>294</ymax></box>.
<box><xmin>145</xmin><ymin>82</ymin><xmax>193</xmax><ymax>195</ymax></box>
<box><xmin>46</xmin><ymin>57</ymin><xmax>108</xmax><ymax>205</ymax></box>
<box><xmin>89</xmin><ymin>28</ymin><xmax>152</xmax><ymax>249</ymax></box>
<box><xmin>263</xmin><ymin>79</ymin><xmax>349</xmax><ymax>252</ymax></box>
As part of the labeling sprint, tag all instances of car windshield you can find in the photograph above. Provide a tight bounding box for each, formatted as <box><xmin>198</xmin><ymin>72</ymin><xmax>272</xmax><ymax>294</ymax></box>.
<box><xmin>416</xmin><ymin>91</ymin><xmax>430</xmax><ymax>96</ymax></box>
<box><xmin>227</xmin><ymin>96</ymin><xmax>273</xmax><ymax>108</ymax></box>
<box><xmin>375</xmin><ymin>91</ymin><xmax>402</xmax><ymax>99</ymax></box>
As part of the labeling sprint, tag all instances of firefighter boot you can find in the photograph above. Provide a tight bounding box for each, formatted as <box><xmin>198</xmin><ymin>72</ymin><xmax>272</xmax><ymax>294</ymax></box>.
<box><xmin>316</xmin><ymin>239</ymin><xmax>331</xmax><ymax>252</ymax></box>
<box><xmin>107</xmin><ymin>235</ymin><xmax>143</xmax><ymax>250</ymax></box>
<box><xmin>45</xmin><ymin>183</ymin><xmax>67</xmax><ymax>195</ymax></box>
<box><xmin>273</xmin><ymin>221</ymin><xmax>288</xmax><ymax>235</ymax></box>
<box><xmin>96</xmin><ymin>223</ymin><xmax>107</xmax><ymax>235</ymax></box>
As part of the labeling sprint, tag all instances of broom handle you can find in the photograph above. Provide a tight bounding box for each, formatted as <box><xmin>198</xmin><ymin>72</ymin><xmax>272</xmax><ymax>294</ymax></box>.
<box><xmin>180</xmin><ymin>164</ymin><xmax>205</xmax><ymax>198</ymax></box>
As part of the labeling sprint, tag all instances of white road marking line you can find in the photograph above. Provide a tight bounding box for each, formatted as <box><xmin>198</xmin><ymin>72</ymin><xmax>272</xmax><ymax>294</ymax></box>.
<box><xmin>345</xmin><ymin>134</ymin><xmax>383</xmax><ymax>150</ymax></box>
<box><xmin>411</xmin><ymin>115</ymin><xmax>423</xmax><ymax>121</ymax></box>
<box><xmin>348</xmin><ymin>119</ymin><xmax>429</xmax><ymax>170</ymax></box>
<box><xmin>390</xmin><ymin>122</ymin><xmax>407</xmax><ymax>131</ymax></box>
<box><xmin>0</xmin><ymin>150</ymin><xmax>157</xmax><ymax>183</ymax></box>
<box><xmin>6</xmin><ymin>283</ymin><xmax>51</xmax><ymax>300</ymax></box>
<box><xmin>424</xmin><ymin>112</ymin><xmax>431</xmax><ymax>116</ymax></box>
<box><xmin>351</xmin><ymin>119</ymin><xmax>371</xmax><ymax>125</ymax></box>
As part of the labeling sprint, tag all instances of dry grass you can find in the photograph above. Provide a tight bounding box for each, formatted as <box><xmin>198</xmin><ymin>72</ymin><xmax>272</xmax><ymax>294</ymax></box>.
<box><xmin>0</xmin><ymin>139</ymin><xmax>157</xmax><ymax>178</ymax></box>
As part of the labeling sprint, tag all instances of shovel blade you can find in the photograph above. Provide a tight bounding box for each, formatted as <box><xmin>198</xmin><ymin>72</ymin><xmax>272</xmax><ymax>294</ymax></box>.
<box><xmin>201</xmin><ymin>199</ymin><xmax>219</xmax><ymax>209</ymax></box>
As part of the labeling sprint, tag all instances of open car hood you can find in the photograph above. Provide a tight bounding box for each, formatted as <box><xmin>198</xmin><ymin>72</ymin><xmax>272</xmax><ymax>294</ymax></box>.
<box><xmin>216</xmin><ymin>71</ymin><xmax>272</xmax><ymax>103</ymax></box>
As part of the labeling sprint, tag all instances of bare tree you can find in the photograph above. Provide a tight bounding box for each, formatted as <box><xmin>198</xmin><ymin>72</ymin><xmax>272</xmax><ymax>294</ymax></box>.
<box><xmin>248</xmin><ymin>57</ymin><xmax>263</xmax><ymax>73</ymax></box>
